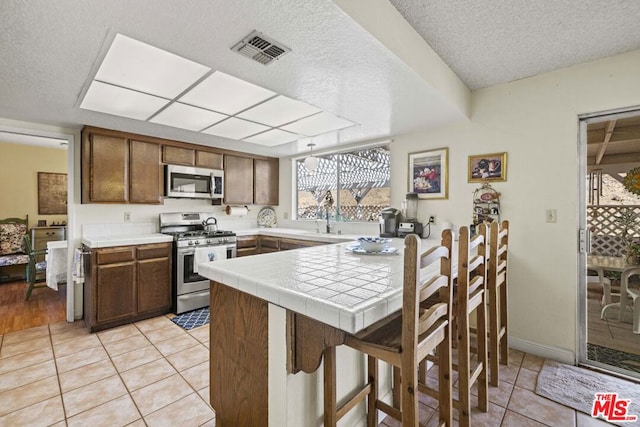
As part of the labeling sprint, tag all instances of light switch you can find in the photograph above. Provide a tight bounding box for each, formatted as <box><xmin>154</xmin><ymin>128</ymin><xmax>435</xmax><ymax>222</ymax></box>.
<box><xmin>545</xmin><ymin>209</ymin><xmax>557</xmax><ymax>223</ymax></box>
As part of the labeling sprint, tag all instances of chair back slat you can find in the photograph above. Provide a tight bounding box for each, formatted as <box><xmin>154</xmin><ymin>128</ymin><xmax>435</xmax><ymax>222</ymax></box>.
<box><xmin>417</xmin><ymin>302</ymin><xmax>448</xmax><ymax>335</ymax></box>
<box><xmin>418</xmin><ymin>274</ymin><xmax>449</xmax><ymax>303</ymax></box>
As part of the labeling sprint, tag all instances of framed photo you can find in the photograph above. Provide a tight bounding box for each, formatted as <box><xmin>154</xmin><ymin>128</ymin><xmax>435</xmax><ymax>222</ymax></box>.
<box><xmin>468</xmin><ymin>152</ymin><xmax>507</xmax><ymax>183</ymax></box>
<box><xmin>37</xmin><ymin>219</ymin><xmax>47</xmax><ymax>227</ymax></box>
<box><xmin>38</xmin><ymin>172</ymin><xmax>68</xmax><ymax>214</ymax></box>
<box><xmin>408</xmin><ymin>148</ymin><xmax>448</xmax><ymax>199</ymax></box>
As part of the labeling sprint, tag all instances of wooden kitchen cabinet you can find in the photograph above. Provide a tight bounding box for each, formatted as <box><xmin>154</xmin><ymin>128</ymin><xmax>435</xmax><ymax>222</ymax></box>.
<box><xmin>237</xmin><ymin>235</ymin><xmax>259</xmax><ymax>257</ymax></box>
<box><xmin>196</xmin><ymin>151</ymin><xmax>223</xmax><ymax>169</ymax></box>
<box><xmin>254</xmin><ymin>158</ymin><xmax>279</xmax><ymax>205</ymax></box>
<box><xmin>259</xmin><ymin>236</ymin><xmax>280</xmax><ymax>253</ymax></box>
<box><xmin>82</xmin><ymin>129</ymin><xmax>162</xmax><ymax>204</ymax></box>
<box><xmin>224</xmin><ymin>155</ymin><xmax>254</xmax><ymax>205</ymax></box>
<box><xmin>84</xmin><ymin>242</ymin><xmax>172</xmax><ymax>332</ymax></box>
<box><xmin>82</xmin><ymin>132</ymin><xmax>129</xmax><ymax>203</ymax></box>
<box><xmin>129</xmin><ymin>140</ymin><xmax>163</xmax><ymax>204</ymax></box>
<box><xmin>162</xmin><ymin>145</ymin><xmax>195</xmax><ymax>166</ymax></box>
<box><xmin>137</xmin><ymin>243</ymin><xmax>172</xmax><ymax>313</ymax></box>
<box><xmin>278</xmin><ymin>237</ymin><xmax>324</xmax><ymax>251</ymax></box>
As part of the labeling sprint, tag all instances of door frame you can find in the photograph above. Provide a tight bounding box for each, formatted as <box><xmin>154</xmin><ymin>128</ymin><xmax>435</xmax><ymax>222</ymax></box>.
<box><xmin>577</xmin><ymin>106</ymin><xmax>640</xmax><ymax>373</ymax></box>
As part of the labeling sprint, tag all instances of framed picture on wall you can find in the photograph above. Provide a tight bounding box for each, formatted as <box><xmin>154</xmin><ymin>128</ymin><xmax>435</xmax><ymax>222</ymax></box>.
<box><xmin>408</xmin><ymin>147</ymin><xmax>448</xmax><ymax>199</ymax></box>
<box><xmin>468</xmin><ymin>152</ymin><xmax>507</xmax><ymax>183</ymax></box>
<box><xmin>38</xmin><ymin>172</ymin><xmax>67</xmax><ymax>214</ymax></box>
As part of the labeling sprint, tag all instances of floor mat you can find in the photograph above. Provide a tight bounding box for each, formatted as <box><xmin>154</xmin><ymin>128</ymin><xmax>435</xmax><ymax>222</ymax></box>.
<box><xmin>171</xmin><ymin>307</ymin><xmax>210</xmax><ymax>330</ymax></box>
<box><xmin>588</xmin><ymin>343</ymin><xmax>640</xmax><ymax>374</ymax></box>
<box><xmin>535</xmin><ymin>360</ymin><xmax>640</xmax><ymax>426</ymax></box>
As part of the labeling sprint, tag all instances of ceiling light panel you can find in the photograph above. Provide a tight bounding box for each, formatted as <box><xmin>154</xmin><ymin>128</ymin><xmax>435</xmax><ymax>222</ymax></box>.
<box><xmin>281</xmin><ymin>111</ymin><xmax>356</xmax><ymax>136</ymax></box>
<box><xmin>80</xmin><ymin>81</ymin><xmax>169</xmax><ymax>120</ymax></box>
<box><xmin>179</xmin><ymin>71</ymin><xmax>276</xmax><ymax>115</ymax></box>
<box><xmin>243</xmin><ymin>128</ymin><xmax>300</xmax><ymax>146</ymax></box>
<box><xmin>95</xmin><ymin>34</ymin><xmax>210</xmax><ymax>99</ymax></box>
<box><xmin>150</xmin><ymin>102</ymin><xmax>227</xmax><ymax>131</ymax></box>
<box><xmin>202</xmin><ymin>117</ymin><xmax>270</xmax><ymax>140</ymax></box>
<box><xmin>237</xmin><ymin>95</ymin><xmax>321</xmax><ymax>127</ymax></box>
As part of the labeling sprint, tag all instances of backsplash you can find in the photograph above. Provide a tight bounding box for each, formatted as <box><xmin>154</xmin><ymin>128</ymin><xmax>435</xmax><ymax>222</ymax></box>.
<box><xmin>82</xmin><ymin>222</ymin><xmax>156</xmax><ymax>238</ymax></box>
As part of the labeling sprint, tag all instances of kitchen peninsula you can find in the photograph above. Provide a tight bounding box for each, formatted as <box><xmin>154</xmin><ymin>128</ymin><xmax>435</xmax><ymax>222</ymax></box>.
<box><xmin>199</xmin><ymin>237</ymin><xmax>442</xmax><ymax>426</ymax></box>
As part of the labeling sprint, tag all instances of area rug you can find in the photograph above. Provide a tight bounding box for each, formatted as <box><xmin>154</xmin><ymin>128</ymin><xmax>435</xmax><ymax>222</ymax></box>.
<box><xmin>588</xmin><ymin>344</ymin><xmax>640</xmax><ymax>374</ymax></box>
<box><xmin>171</xmin><ymin>307</ymin><xmax>210</xmax><ymax>330</ymax></box>
<box><xmin>535</xmin><ymin>360</ymin><xmax>640</xmax><ymax>426</ymax></box>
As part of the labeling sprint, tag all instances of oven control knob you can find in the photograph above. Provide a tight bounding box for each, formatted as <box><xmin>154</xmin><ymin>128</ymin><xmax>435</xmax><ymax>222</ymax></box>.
<box><xmin>188</xmin><ymin>241</ymin><xmax>193</xmax><ymax>246</ymax></box>
<box><xmin>206</xmin><ymin>239</ymin><xmax>212</xmax><ymax>244</ymax></box>
<box><xmin>194</xmin><ymin>240</ymin><xmax>200</xmax><ymax>245</ymax></box>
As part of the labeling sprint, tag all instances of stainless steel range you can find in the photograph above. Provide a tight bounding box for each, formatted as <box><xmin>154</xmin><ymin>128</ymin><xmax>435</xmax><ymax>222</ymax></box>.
<box><xmin>159</xmin><ymin>212</ymin><xmax>237</xmax><ymax>314</ymax></box>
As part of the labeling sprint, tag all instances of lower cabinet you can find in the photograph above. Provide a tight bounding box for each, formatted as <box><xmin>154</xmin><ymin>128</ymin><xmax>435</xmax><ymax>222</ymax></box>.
<box><xmin>236</xmin><ymin>235</ymin><xmax>327</xmax><ymax>256</ymax></box>
<box><xmin>85</xmin><ymin>242</ymin><xmax>172</xmax><ymax>332</ymax></box>
<box><xmin>236</xmin><ymin>235</ymin><xmax>259</xmax><ymax>257</ymax></box>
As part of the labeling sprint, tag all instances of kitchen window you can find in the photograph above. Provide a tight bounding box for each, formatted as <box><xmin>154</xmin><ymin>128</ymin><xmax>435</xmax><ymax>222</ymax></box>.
<box><xmin>295</xmin><ymin>145</ymin><xmax>390</xmax><ymax>222</ymax></box>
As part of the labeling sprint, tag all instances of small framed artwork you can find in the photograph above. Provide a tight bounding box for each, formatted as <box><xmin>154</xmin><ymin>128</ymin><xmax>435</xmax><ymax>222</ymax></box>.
<box><xmin>468</xmin><ymin>152</ymin><xmax>507</xmax><ymax>183</ymax></box>
<box><xmin>38</xmin><ymin>172</ymin><xmax>68</xmax><ymax>214</ymax></box>
<box><xmin>37</xmin><ymin>219</ymin><xmax>47</xmax><ymax>227</ymax></box>
<box><xmin>408</xmin><ymin>147</ymin><xmax>448</xmax><ymax>199</ymax></box>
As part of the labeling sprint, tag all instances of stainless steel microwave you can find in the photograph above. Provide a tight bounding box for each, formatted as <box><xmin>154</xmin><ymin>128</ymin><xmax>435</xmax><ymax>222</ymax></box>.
<box><xmin>165</xmin><ymin>165</ymin><xmax>224</xmax><ymax>199</ymax></box>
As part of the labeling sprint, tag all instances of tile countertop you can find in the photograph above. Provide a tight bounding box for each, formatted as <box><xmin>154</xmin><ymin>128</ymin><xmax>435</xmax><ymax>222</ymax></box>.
<box><xmin>198</xmin><ymin>237</ymin><xmax>443</xmax><ymax>334</ymax></box>
<box><xmin>81</xmin><ymin>233</ymin><xmax>174</xmax><ymax>248</ymax></box>
<box><xmin>235</xmin><ymin>227</ymin><xmax>360</xmax><ymax>243</ymax></box>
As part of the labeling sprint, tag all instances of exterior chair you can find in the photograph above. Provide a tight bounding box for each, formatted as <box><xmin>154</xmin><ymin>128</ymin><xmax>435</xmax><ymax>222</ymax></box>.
<box><xmin>487</xmin><ymin>220</ymin><xmax>509</xmax><ymax>386</ymax></box>
<box><xmin>24</xmin><ymin>235</ymin><xmax>47</xmax><ymax>300</ymax></box>
<box><xmin>326</xmin><ymin>231</ymin><xmax>454</xmax><ymax>427</ymax></box>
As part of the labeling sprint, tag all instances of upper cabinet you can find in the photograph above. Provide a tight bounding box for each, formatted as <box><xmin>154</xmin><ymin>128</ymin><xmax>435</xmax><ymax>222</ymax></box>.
<box><xmin>224</xmin><ymin>155</ymin><xmax>254</xmax><ymax>205</ymax></box>
<box><xmin>254</xmin><ymin>158</ymin><xmax>279</xmax><ymax>205</ymax></box>
<box><xmin>82</xmin><ymin>129</ymin><xmax>162</xmax><ymax>204</ymax></box>
<box><xmin>82</xmin><ymin>126</ymin><xmax>278</xmax><ymax>206</ymax></box>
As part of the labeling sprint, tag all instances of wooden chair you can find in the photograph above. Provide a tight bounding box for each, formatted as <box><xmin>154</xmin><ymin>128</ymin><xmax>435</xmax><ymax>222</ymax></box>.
<box><xmin>487</xmin><ymin>220</ymin><xmax>509</xmax><ymax>386</ymax></box>
<box><xmin>24</xmin><ymin>235</ymin><xmax>48</xmax><ymax>300</ymax></box>
<box><xmin>456</xmin><ymin>225</ymin><xmax>488</xmax><ymax>427</ymax></box>
<box><xmin>327</xmin><ymin>231</ymin><xmax>453</xmax><ymax>427</ymax></box>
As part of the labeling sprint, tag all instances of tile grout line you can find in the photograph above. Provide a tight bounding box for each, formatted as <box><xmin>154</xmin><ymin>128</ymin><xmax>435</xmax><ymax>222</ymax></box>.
<box><xmin>48</xmin><ymin>323</ymin><xmax>69</xmax><ymax>425</ymax></box>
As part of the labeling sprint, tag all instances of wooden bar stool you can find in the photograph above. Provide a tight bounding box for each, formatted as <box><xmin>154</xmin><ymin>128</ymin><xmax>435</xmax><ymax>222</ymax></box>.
<box><xmin>487</xmin><ymin>220</ymin><xmax>509</xmax><ymax>386</ymax></box>
<box><xmin>456</xmin><ymin>225</ymin><xmax>488</xmax><ymax>427</ymax></box>
<box><xmin>325</xmin><ymin>231</ymin><xmax>454</xmax><ymax>427</ymax></box>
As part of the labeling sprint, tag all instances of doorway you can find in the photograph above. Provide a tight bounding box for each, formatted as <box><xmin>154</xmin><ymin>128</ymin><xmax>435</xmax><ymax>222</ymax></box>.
<box><xmin>0</xmin><ymin>122</ymin><xmax>76</xmax><ymax>328</ymax></box>
<box><xmin>579</xmin><ymin>109</ymin><xmax>640</xmax><ymax>379</ymax></box>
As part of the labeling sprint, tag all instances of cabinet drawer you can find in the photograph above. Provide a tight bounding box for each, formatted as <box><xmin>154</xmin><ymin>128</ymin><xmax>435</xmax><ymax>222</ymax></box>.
<box><xmin>96</xmin><ymin>247</ymin><xmax>136</xmax><ymax>265</ymax></box>
<box><xmin>237</xmin><ymin>247</ymin><xmax>259</xmax><ymax>257</ymax></box>
<box><xmin>237</xmin><ymin>236</ymin><xmax>258</xmax><ymax>249</ymax></box>
<box><xmin>260</xmin><ymin>236</ymin><xmax>279</xmax><ymax>250</ymax></box>
<box><xmin>32</xmin><ymin>227</ymin><xmax>66</xmax><ymax>240</ymax></box>
<box><xmin>136</xmin><ymin>243</ymin><xmax>171</xmax><ymax>260</ymax></box>
<box><xmin>279</xmin><ymin>238</ymin><xmax>324</xmax><ymax>251</ymax></box>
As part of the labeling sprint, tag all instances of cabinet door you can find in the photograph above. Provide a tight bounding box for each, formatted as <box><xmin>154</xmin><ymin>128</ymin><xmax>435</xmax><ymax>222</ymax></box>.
<box><xmin>196</xmin><ymin>151</ymin><xmax>223</xmax><ymax>169</ymax></box>
<box><xmin>163</xmin><ymin>146</ymin><xmax>195</xmax><ymax>166</ymax></box>
<box><xmin>279</xmin><ymin>238</ymin><xmax>324</xmax><ymax>251</ymax></box>
<box><xmin>224</xmin><ymin>155</ymin><xmax>254</xmax><ymax>205</ymax></box>
<box><xmin>83</xmin><ymin>133</ymin><xmax>128</xmax><ymax>203</ymax></box>
<box><xmin>130</xmin><ymin>140</ymin><xmax>163</xmax><ymax>204</ymax></box>
<box><xmin>137</xmin><ymin>256</ymin><xmax>171</xmax><ymax>313</ymax></box>
<box><xmin>254</xmin><ymin>158</ymin><xmax>279</xmax><ymax>205</ymax></box>
<box><xmin>95</xmin><ymin>262</ymin><xmax>136</xmax><ymax>323</ymax></box>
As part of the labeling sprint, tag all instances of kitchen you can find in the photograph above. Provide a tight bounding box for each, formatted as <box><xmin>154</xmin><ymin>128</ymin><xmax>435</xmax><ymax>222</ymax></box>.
<box><xmin>2</xmin><ymin>0</ymin><xmax>640</xmax><ymax>426</ymax></box>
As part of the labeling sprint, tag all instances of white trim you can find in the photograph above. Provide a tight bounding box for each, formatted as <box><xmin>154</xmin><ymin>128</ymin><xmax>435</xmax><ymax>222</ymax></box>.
<box><xmin>289</xmin><ymin>138</ymin><xmax>392</xmax><ymax>162</ymax></box>
<box><xmin>509</xmin><ymin>336</ymin><xmax>575</xmax><ymax>365</ymax></box>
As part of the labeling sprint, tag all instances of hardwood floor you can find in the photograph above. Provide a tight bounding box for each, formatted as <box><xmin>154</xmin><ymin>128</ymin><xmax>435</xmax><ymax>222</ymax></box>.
<box><xmin>0</xmin><ymin>280</ymin><xmax>66</xmax><ymax>335</ymax></box>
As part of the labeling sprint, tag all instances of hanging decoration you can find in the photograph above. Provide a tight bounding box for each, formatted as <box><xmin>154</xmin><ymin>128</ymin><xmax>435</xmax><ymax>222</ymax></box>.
<box><xmin>623</xmin><ymin>166</ymin><xmax>640</xmax><ymax>196</ymax></box>
<box><xmin>588</xmin><ymin>169</ymin><xmax>603</xmax><ymax>205</ymax></box>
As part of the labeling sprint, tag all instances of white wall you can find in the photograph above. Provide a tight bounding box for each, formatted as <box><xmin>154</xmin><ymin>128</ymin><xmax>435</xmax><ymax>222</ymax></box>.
<box><xmin>281</xmin><ymin>49</ymin><xmax>640</xmax><ymax>359</ymax></box>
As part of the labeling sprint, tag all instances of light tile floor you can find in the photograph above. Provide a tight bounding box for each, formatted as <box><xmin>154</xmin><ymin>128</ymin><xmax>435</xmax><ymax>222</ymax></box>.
<box><xmin>0</xmin><ymin>315</ymin><xmax>615</xmax><ymax>427</ymax></box>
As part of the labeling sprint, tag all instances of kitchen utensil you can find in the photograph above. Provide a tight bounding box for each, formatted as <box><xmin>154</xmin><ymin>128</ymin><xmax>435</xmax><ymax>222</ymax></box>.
<box><xmin>203</xmin><ymin>216</ymin><xmax>218</xmax><ymax>232</ymax></box>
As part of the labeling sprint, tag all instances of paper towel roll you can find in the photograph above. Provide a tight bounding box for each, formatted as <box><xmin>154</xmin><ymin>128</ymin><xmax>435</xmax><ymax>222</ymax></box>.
<box><xmin>225</xmin><ymin>206</ymin><xmax>248</xmax><ymax>216</ymax></box>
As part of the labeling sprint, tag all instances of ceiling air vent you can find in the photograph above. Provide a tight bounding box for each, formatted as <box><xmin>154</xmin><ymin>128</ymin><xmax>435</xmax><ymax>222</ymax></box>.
<box><xmin>231</xmin><ymin>30</ymin><xmax>291</xmax><ymax>66</ymax></box>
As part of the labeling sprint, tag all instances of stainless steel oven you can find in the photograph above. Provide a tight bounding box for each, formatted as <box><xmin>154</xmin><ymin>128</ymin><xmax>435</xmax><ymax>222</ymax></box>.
<box><xmin>159</xmin><ymin>212</ymin><xmax>237</xmax><ymax>314</ymax></box>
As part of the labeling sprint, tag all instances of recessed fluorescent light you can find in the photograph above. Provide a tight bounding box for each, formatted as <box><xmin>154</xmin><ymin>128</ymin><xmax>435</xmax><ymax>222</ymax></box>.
<box><xmin>237</xmin><ymin>95</ymin><xmax>321</xmax><ymax>127</ymax></box>
<box><xmin>243</xmin><ymin>128</ymin><xmax>300</xmax><ymax>146</ymax></box>
<box><xmin>202</xmin><ymin>117</ymin><xmax>270</xmax><ymax>140</ymax></box>
<box><xmin>80</xmin><ymin>81</ymin><xmax>169</xmax><ymax>120</ymax></box>
<box><xmin>95</xmin><ymin>34</ymin><xmax>210</xmax><ymax>99</ymax></box>
<box><xmin>281</xmin><ymin>111</ymin><xmax>356</xmax><ymax>136</ymax></box>
<box><xmin>150</xmin><ymin>102</ymin><xmax>227</xmax><ymax>131</ymax></box>
<box><xmin>180</xmin><ymin>71</ymin><xmax>275</xmax><ymax>115</ymax></box>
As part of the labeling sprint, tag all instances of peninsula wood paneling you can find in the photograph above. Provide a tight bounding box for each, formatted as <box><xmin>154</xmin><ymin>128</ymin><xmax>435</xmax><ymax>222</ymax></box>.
<box><xmin>210</xmin><ymin>282</ymin><xmax>268</xmax><ymax>426</ymax></box>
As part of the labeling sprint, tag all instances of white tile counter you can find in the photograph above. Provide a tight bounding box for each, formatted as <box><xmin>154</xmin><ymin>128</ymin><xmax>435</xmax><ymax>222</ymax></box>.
<box><xmin>81</xmin><ymin>233</ymin><xmax>174</xmax><ymax>248</ymax></box>
<box><xmin>235</xmin><ymin>227</ymin><xmax>359</xmax><ymax>243</ymax></box>
<box><xmin>198</xmin><ymin>237</ymin><xmax>442</xmax><ymax>334</ymax></box>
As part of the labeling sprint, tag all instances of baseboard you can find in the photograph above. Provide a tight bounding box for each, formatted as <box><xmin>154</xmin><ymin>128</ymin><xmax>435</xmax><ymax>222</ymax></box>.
<box><xmin>509</xmin><ymin>336</ymin><xmax>575</xmax><ymax>364</ymax></box>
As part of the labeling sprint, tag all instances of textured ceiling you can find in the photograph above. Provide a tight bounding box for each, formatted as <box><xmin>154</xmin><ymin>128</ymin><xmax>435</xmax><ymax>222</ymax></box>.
<box><xmin>389</xmin><ymin>0</ymin><xmax>640</xmax><ymax>90</ymax></box>
<box><xmin>2</xmin><ymin>1</ymin><xmax>640</xmax><ymax>156</ymax></box>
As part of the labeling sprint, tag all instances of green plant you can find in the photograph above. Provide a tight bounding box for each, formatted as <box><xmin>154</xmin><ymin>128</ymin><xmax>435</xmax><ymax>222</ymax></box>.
<box><xmin>628</xmin><ymin>242</ymin><xmax>640</xmax><ymax>256</ymax></box>
<box><xmin>615</xmin><ymin>208</ymin><xmax>639</xmax><ymax>247</ymax></box>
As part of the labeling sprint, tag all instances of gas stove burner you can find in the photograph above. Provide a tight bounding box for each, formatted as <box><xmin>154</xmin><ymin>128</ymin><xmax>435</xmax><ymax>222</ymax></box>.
<box><xmin>171</xmin><ymin>230</ymin><xmax>235</xmax><ymax>240</ymax></box>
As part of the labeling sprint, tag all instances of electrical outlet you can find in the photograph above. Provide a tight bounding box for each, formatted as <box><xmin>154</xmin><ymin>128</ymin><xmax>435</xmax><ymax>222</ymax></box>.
<box><xmin>124</xmin><ymin>212</ymin><xmax>131</xmax><ymax>222</ymax></box>
<box><xmin>428</xmin><ymin>215</ymin><xmax>436</xmax><ymax>224</ymax></box>
<box><xmin>545</xmin><ymin>209</ymin><xmax>557</xmax><ymax>223</ymax></box>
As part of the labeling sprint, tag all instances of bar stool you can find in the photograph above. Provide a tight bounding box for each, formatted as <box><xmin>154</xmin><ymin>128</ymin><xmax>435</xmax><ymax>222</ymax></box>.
<box><xmin>326</xmin><ymin>231</ymin><xmax>454</xmax><ymax>427</ymax></box>
<box><xmin>487</xmin><ymin>220</ymin><xmax>509</xmax><ymax>386</ymax></box>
